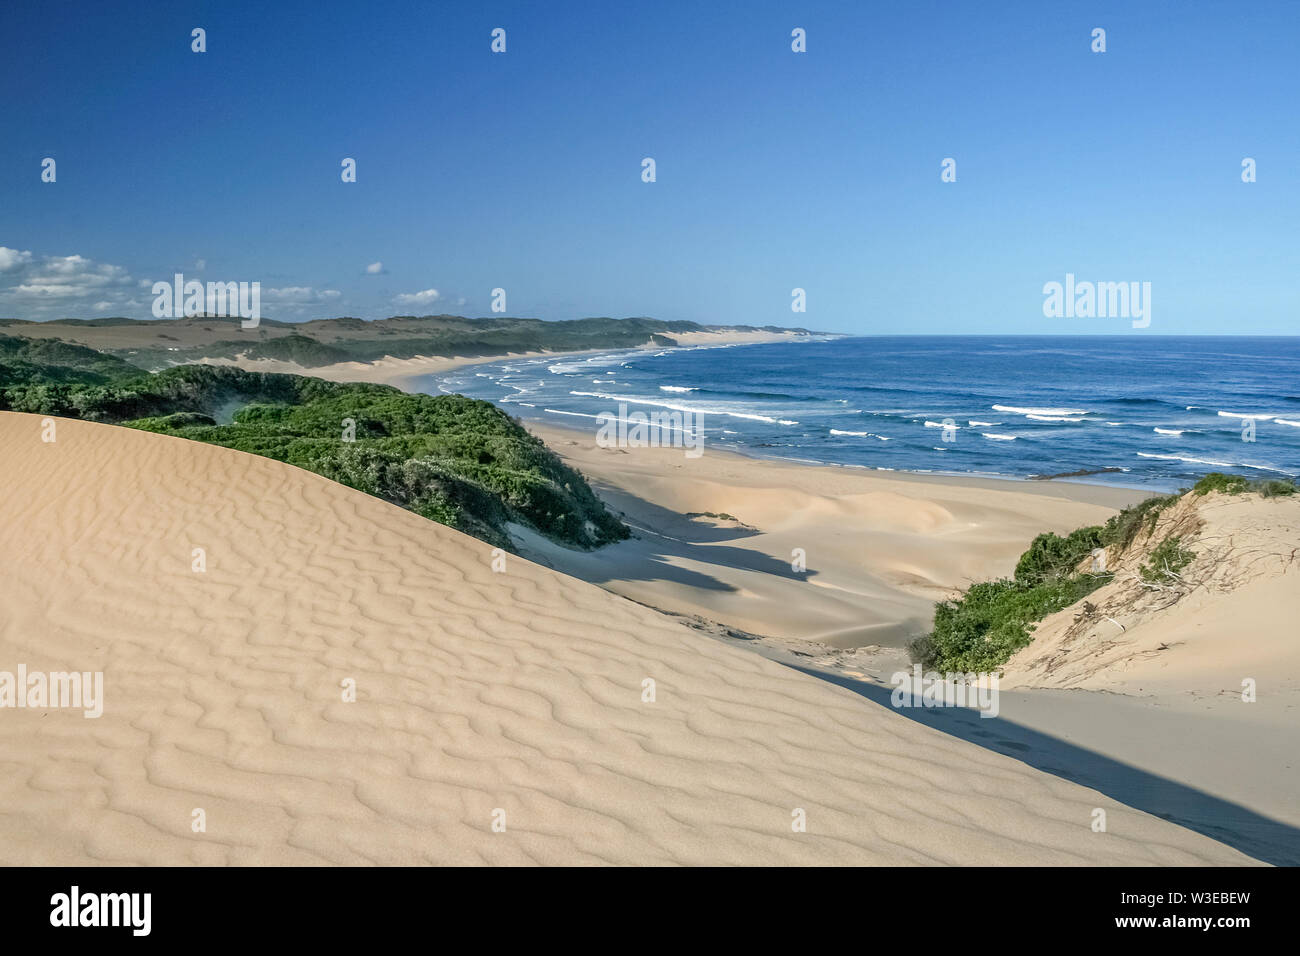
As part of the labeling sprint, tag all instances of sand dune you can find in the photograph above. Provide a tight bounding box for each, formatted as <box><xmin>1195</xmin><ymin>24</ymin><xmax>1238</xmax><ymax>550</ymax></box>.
<box><xmin>521</xmin><ymin>424</ymin><xmax>1141</xmax><ymax>651</ymax></box>
<box><xmin>0</xmin><ymin>412</ymin><xmax>1258</xmax><ymax>864</ymax></box>
<box><xmin>196</xmin><ymin>350</ymin><xmax>562</xmax><ymax>390</ymax></box>
<box><xmin>509</xmin><ymin>426</ymin><xmax>1300</xmax><ymax>864</ymax></box>
<box><xmin>1001</xmin><ymin>490</ymin><xmax>1300</xmax><ymax>696</ymax></box>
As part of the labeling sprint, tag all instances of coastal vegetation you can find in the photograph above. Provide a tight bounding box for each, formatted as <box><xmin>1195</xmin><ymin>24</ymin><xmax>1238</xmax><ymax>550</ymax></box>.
<box><xmin>910</xmin><ymin>474</ymin><xmax>1297</xmax><ymax>673</ymax></box>
<box><xmin>0</xmin><ymin>334</ymin><xmax>144</xmax><ymax>386</ymax></box>
<box><xmin>0</xmin><ymin>354</ymin><xmax>628</xmax><ymax>551</ymax></box>
<box><xmin>0</xmin><ymin>315</ymin><xmax>811</xmax><ymax>371</ymax></box>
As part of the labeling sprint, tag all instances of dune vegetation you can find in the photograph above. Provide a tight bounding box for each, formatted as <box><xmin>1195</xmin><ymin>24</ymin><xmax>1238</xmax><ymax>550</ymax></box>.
<box><xmin>910</xmin><ymin>473</ymin><xmax>1297</xmax><ymax>673</ymax></box>
<box><xmin>0</xmin><ymin>314</ymin><xmax>810</xmax><ymax>371</ymax></box>
<box><xmin>0</xmin><ymin>353</ymin><xmax>626</xmax><ymax>551</ymax></box>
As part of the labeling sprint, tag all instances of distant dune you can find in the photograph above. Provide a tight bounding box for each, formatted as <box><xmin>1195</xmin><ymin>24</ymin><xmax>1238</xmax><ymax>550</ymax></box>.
<box><xmin>0</xmin><ymin>412</ymin><xmax>1257</xmax><ymax>864</ymax></box>
<box><xmin>0</xmin><ymin>315</ymin><xmax>821</xmax><ymax>380</ymax></box>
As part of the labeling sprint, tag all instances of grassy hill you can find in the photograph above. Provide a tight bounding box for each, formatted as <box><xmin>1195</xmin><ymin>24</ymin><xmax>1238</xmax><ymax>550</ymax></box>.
<box><xmin>0</xmin><ymin>314</ymin><xmax>817</xmax><ymax>371</ymax></box>
<box><xmin>0</xmin><ymin>334</ymin><xmax>146</xmax><ymax>386</ymax></box>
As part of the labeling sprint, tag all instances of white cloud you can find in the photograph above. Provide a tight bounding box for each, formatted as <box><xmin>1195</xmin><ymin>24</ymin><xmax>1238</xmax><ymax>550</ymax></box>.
<box><xmin>92</xmin><ymin>301</ymin><xmax>113</xmax><ymax>311</ymax></box>
<box><xmin>394</xmin><ymin>288</ymin><xmax>440</xmax><ymax>307</ymax></box>
<box><xmin>0</xmin><ymin>249</ymin><xmax>134</xmax><ymax>309</ymax></box>
<box><xmin>0</xmin><ymin>247</ymin><xmax>33</xmax><ymax>274</ymax></box>
<box><xmin>365</xmin><ymin>261</ymin><xmax>386</xmax><ymax>275</ymax></box>
<box><xmin>264</xmin><ymin>286</ymin><xmax>342</xmax><ymax>304</ymax></box>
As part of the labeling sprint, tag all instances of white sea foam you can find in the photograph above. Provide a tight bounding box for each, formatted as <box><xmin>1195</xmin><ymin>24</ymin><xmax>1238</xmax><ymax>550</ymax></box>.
<box><xmin>1153</xmin><ymin>427</ymin><xmax>1184</xmax><ymax>435</ymax></box>
<box><xmin>924</xmin><ymin>420</ymin><xmax>960</xmax><ymax>428</ymax></box>
<box><xmin>1136</xmin><ymin>452</ymin><xmax>1277</xmax><ymax>471</ymax></box>
<box><xmin>568</xmin><ymin>390</ymin><xmax>788</xmax><ymax>424</ymax></box>
<box><xmin>992</xmin><ymin>404</ymin><xmax>1086</xmax><ymax>416</ymax></box>
<box><xmin>659</xmin><ymin>385</ymin><xmax>698</xmax><ymax>393</ymax></box>
<box><xmin>1217</xmin><ymin>410</ymin><xmax>1284</xmax><ymax>420</ymax></box>
<box><xmin>968</xmin><ymin>420</ymin><xmax>999</xmax><ymax>427</ymax></box>
<box><xmin>1274</xmin><ymin>418</ymin><xmax>1300</xmax><ymax>427</ymax></box>
<box><xmin>1027</xmin><ymin>414</ymin><xmax>1085</xmax><ymax>422</ymax></box>
<box><xmin>830</xmin><ymin>429</ymin><xmax>890</xmax><ymax>439</ymax></box>
<box><xmin>981</xmin><ymin>433</ymin><xmax>1017</xmax><ymax>441</ymax></box>
<box><xmin>544</xmin><ymin>408</ymin><xmax>603</xmax><ymax>420</ymax></box>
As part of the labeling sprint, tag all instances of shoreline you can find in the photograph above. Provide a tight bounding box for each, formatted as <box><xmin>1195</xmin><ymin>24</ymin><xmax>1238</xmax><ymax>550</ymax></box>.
<box><xmin>512</xmin><ymin>420</ymin><xmax>1141</xmax><ymax>652</ymax></box>
<box><xmin>416</xmin><ymin>348</ymin><xmax>1176</xmax><ymax>498</ymax></box>
<box><xmin>199</xmin><ymin>332</ymin><xmax>1297</xmax><ymax>866</ymax></box>
<box><xmin>6</xmin><ymin>338</ymin><xmax>1291</xmax><ymax>865</ymax></box>
<box><xmin>197</xmin><ymin>329</ymin><xmax>819</xmax><ymax>392</ymax></box>
<box><xmin>506</xmin><ymin>421</ymin><xmax>1300</xmax><ymax>867</ymax></box>
<box><xmin>511</xmin><ymin>406</ymin><xmax>1166</xmax><ymax>500</ymax></box>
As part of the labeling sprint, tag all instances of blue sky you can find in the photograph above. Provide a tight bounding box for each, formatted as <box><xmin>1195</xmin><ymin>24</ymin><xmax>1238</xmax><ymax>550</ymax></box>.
<box><xmin>1</xmin><ymin>0</ymin><xmax>1296</xmax><ymax>334</ymax></box>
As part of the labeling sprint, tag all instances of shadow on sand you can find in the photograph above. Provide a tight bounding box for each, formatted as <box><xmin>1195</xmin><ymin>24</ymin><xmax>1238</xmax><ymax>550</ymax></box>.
<box><xmin>790</xmin><ymin>666</ymin><xmax>1299</xmax><ymax>866</ymax></box>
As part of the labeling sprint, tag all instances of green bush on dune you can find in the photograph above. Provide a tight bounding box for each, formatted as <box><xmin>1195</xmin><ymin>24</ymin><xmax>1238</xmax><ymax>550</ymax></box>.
<box><xmin>911</xmin><ymin>524</ymin><xmax>1113</xmax><ymax>672</ymax></box>
<box><xmin>911</xmin><ymin>575</ymin><xmax>1110</xmax><ymax>674</ymax></box>
<box><xmin>909</xmin><ymin>480</ymin><xmax>1285</xmax><ymax>672</ymax></box>
<box><xmin>0</xmin><ymin>361</ymin><xmax>628</xmax><ymax>551</ymax></box>
<box><xmin>1192</xmin><ymin>471</ymin><xmax>1296</xmax><ymax>498</ymax></box>
<box><xmin>1013</xmin><ymin>526</ymin><xmax>1104</xmax><ymax>584</ymax></box>
<box><xmin>1098</xmin><ymin>492</ymin><xmax>1181</xmax><ymax>550</ymax></box>
<box><xmin>1139</xmin><ymin>534</ymin><xmax>1195</xmax><ymax>584</ymax></box>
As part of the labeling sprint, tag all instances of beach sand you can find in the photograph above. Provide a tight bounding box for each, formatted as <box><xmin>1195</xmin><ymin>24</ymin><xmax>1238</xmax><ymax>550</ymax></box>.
<box><xmin>0</xmin><ymin>411</ymin><xmax>1258</xmax><ymax>865</ymax></box>
<box><xmin>511</xmin><ymin>421</ymin><xmax>1300</xmax><ymax>865</ymax></box>
<box><xmin>521</xmin><ymin>422</ymin><xmax>1142</xmax><ymax>651</ymax></box>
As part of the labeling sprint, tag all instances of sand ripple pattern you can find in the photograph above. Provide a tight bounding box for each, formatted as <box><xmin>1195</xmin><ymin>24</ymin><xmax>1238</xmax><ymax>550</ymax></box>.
<box><xmin>0</xmin><ymin>413</ymin><xmax>1256</xmax><ymax>864</ymax></box>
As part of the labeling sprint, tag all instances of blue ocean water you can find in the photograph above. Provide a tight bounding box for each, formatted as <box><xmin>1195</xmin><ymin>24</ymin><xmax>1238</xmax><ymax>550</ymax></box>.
<box><xmin>431</xmin><ymin>336</ymin><xmax>1300</xmax><ymax>491</ymax></box>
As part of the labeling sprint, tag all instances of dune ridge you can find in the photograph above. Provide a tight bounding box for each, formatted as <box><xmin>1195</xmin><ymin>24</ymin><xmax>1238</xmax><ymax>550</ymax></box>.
<box><xmin>0</xmin><ymin>412</ymin><xmax>1258</xmax><ymax>864</ymax></box>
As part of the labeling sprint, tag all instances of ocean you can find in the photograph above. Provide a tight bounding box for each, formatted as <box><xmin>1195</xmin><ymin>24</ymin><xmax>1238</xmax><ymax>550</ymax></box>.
<box><xmin>428</xmin><ymin>336</ymin><xmax>1300</xmax><ymax>491</ymax></box>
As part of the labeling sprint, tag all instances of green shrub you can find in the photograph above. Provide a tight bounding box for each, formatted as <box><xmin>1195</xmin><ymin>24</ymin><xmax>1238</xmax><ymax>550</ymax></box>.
<box><xmin>0</xmin><ymin>360</ymin><xmax>627</xmax><ymax>551</ymax></box>
<box><xmin>1191</xmin><ymin>472</ymin><xmax>1297</xmax><ymax>498</ymax></box>
<box><xmin>1100</xmin><ymin>493</ymin><xmax>1179</xmax><ymax>550</ymax></box>
<box><xmin>915</xmin><ymin>575</ymin><xmax>1109</xmax><ymax>673</ymax></box>
<box><xmin>126</xmin><ymin>412</ymin><xmax>218</xmax><ymax>432</ymax></box>
<box><xmin>1193</xmin><ymin>472</ymin><xmax>1250</xmax><ymax>496</ymax></box>
<box><xmin>914</xmin><ymin>469</ymin><xmax>1296</xmax><ymax>673</ymax></box>
<box><xmin>1013</xmin><ymin>526</ymin><xmax>1104</xmax><ymax>584</ymax></box>
<box><xmin>1140</xmin><ymin>535</ymin><xmax>1195</xmax><ymax>583</ymax></box>
<box><xmin>1258</xmin><ymin>479</ymin><xmax>1298</xmax><ymax>498</ymax></box>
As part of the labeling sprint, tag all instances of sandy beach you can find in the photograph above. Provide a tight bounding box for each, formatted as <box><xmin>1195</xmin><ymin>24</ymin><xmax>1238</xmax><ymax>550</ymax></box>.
<box><xmin>0</xmin><ymin>411</ymin><xmax>1259</xmax><ymax>865</ymax></box>
<box><xmin>497</xmin><ymin>418</ymin><xmax>1300</xmax><ymax>865</ymax></box>
<box><xmin>520</xmin><ymin>421</ymin><xmax>1142</xmax><ymax>651</ymax></box>
<box><xmin>191</xmin><ymin>329</ymin><xmax>813</xmax><ymax>391</ymax></box>
<box><xmin>3</xmin><ymin>341</ymin><xmax>1293</xmax><ymax>866</ymax></box>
